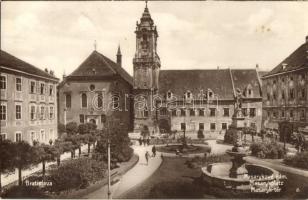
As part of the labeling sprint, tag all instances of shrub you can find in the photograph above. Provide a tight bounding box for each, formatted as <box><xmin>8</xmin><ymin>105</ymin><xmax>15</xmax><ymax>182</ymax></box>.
<box><xmin>250</xmin><ymin>141</ymin><xmax>285</xmax><ymax>159</ymax></box>
<box><xmin>284</xmin><ymin>151</ymin><xmax>308</xmax><ymax>169</ymax></box>
<box><xmin>48</xmin><ymin>157</ymin><xmax>106</xmax><ymax>193</ymax></box>
<box><xmin>197</xmin><ymin>130</ymin><xmax>204</xmax><ymax>139</ymax></box>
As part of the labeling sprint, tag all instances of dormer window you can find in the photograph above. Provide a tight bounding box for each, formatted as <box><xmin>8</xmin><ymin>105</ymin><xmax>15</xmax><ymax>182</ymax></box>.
<box><xmin>167</xmin><ymin>91</ymin><xmax>172</xmax><ymax>99</ymax></box>
<box><xmin>208</xmin><ymin>89</ymin><xmax>213</xmax><ymax>98</ymax></box>
<box><xmin>282</xmin><ymin>63</ymin><xmax>287</xmax><ymax>70</ymax></box>
<box><xmin>185</xmin><ymin>91</ymin><xmax>192</xmax><ymax>99</ymax></box>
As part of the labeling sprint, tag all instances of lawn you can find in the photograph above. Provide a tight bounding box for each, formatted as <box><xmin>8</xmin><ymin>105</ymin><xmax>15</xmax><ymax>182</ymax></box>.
<box><xmin>121</xmin><ymin>156</ymin><xmax>308</xmax><ymax>199</ymax></box>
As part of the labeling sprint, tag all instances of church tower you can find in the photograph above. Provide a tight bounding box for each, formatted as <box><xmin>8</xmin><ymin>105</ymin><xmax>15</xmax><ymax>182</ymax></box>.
<box><xmin>133</xmin><ymin>2</ymin><xmax>161</xmax><ymax>133</ymax></box>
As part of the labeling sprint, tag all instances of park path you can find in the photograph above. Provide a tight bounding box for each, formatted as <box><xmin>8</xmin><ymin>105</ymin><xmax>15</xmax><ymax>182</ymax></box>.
<box><xmin>206</xmin><ymin>140</ymin><xmax>232</xmax><ymax>154</ymax></box>
<box><xmin>84</xmin><ymin>144</ymin><xmax>162</xmax><ymax>199</ymax></box>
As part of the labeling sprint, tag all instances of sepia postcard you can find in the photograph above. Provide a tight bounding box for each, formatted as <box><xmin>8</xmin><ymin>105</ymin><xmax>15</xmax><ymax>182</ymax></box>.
<box><xmin>1</xmin><ymin>0</ymin><xmax>308</xmax><ymax>199</ymax></box>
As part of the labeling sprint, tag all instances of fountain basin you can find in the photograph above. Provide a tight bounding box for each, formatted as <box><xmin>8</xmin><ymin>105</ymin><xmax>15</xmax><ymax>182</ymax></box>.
<box><xmin>201</xmin><ymin>163</ymin><xmax>280</xmax><ymax>191</ymax></box>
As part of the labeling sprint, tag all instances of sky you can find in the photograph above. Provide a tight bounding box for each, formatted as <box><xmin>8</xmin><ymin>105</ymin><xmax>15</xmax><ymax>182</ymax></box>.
<box><xmin>2</xmin><ymin>1</ymin><xmax>308</xmax><ymax>80</ymax></box>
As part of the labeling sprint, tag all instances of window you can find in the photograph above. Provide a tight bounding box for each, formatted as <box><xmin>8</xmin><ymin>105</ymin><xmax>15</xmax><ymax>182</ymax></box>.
<box><xmin>300</xmin><ymin>110</ymin><xmax>305</xmax><ymax>120</ymax></box>
<box><xmin>112</xmin><ymin>95</ymin><xmax>120</xmax><ymax>109</ymax></box>
<box><xmin>181</xmin><ymin>123</ymin><xmax>186</xmax><ymax>131</ymax></box>
<box><xmin>97</xmin><ymin>92</ymin><xmax>103</xmax><ymax>108</ymax></box>
<box><xmin>15</xmin><ymin>132</ymin><xmax>22</xmax><ymax>142</ymax></box>
<box><xmin>40</xmin><ymin>83</ymin><xmax>45</xmax><ymax>95</ymax></box>
<box><xmin>210</xmin><ymin>123</ymin><xmax>216</xmax><ymax>131</ymax></box>
<box><xmin>273</xmin><ymin>92</ymin><xmax>277</xmax><ymax>100</ymax></box>
<box><xmin>223</xmin><ymin>108</ymin><xmax>229</xmax><ymax>117</ymax></box>
<box><xmin>82</xmin><ymin>93</ymin><xmax>87</xmax><ymax>108</ymax></box>
<box><xmin>30</xmin><ymin>81</ymin><xmax>36</xmax><ymax>94</ymax></box>
<box><xmin>0</xmin><ymin>75</ymin><xmax>6</xmax><ymax>89</ymax></box>
<box><xmin>209</xmin><ymin>91</ymin><xmax>213</xmax><ymax>98</ymax></box>
<box><xmin>90</xmin><ymin>84</ymin><xmax>95</xmax><ymax>91</ymax></box>
<box><xmin>16</xmin><ymin>77</ymin><xmax>22</xmax><ymax>91</ymax></box>
<box><xmin>186</xmin><ymin>91</ymin><xmax>191</xmax><ymax>99</ymax></box>
<box><xmin>16</xmin><ymin>105</ymin><xmax>21</xmax><ymax>120</ymax></box>
<box><xmin>199</xmin><ymin>123</ymin><xmax>204</xmax><ymax>130</ymax></box>
<box><xmin>190</xmin><ymin>109</ymin><xmax>195</xmax><ymax>116</ymax></box>
<box><xmin>248</xmin><ymin>89</ymin><xmax>252</xmax><ymax>96</ymax></box>
<box><xmin>281</xmin><ymin>111</ymin><xmax>285</xmax><ymax>118</ymax></box>
<box><xmin>249</xmin><ymin>108</ymin><xmax>256</xmax><ymax>117</ymax></box>
<box><xmin>167</xmin><ymin>91</ymin><xmax>172</xmax><ymax>99</ymax></box>
<box><xmin>40</xmin><ymin>106</ymin><xmax>45</xmax><ymax>119</ymax></box>
<box><xmin>40</xmin><ymin>130</ymin><xmax>45</xmax><ymax>142</ymax></box>
<box><xmin>250</xmin><ymin>123</ymin><xmax>256</xmax><ymax>129</ymax></box>
<box><xmin>210</xmin><ymin>108</ymin><xmax>216</xmax><ymax>117</ymax></box>
<box><xmin>267</xmin><ymin>93</ymin><xmax>270</xmax><ymax>101</ymax></box>
<box><xmin>290</xmin><ymin>110</ymin><xmax>294</xmax><ymax>118</ymax></box>
<box><xmin>281</xmin><ymin>90</ymin><xmax>285</xmax><ymax>100</ymax></box>
<box><xmin>180</xmin><ymin>109</ymin><xmax>186</xmax><ymax>116</ymax></box>
<box><xmin>65</xmin><ymin>94</ymin><xmax>71</xmax><ymax>108</ymax></box>
<box><xmin>30</xmin><ymin>106</ymin><xmax>35</xmax><ymax>120</ymax></box>
<box><xmin>49</xmin><ymin>106</ymin><xmax>54</xmax><ymax>119</ymax></box>
<box><xmin>222</xmin><ymin>123</ymin><xmax>227</xmax><ymax>130</ymax></box>
<box><xmin>0</xmin><ymin>133</ymin><xmax>6</xmax><ymax>141</ymax></box>
<box><xmin>144</xmin><ymin>109</ymin><xmax>149</xmax><ymax>118</ymax></box>
<box><xmin>80</xmin><ymin>114</ymin><xmax>85</xmax><ymax>123</ymax></box>
<box><xmin>273</xmin><ymin>111</ymin><xmax>277</xmax><ymax>118</ymax></box>
<box><xmin>49</xmin><ymin>129</ymin><xmax>54</xmax><ymax>141</ymax></box>
<box><xmin>290</xmin><ymin>89</ymin><xmax>294</xmax><ymax>99</ymax></box>
<box><xmin>0</xmin><ymin>105</ymin><xmax>6</xmax><ymax>120</ymax></box>
<box><xmin>101</xmin><ymin>114</ymin><xmax>106</xmax><ymax>123</ymax></box>
<box><xmin>199</xmin><ymin>109</ymin><xmax>204</xmax><ymax>116</ymax></box>
<box><xmin>301</xmin><ymin>89</ymin><xmax>305</xmax><ymax>99</ymax></box>
<box><xmin>31</xmin><ymin>131</ymin><xmax>35</xmax><ymax>142</ymax></box>
<box><xmin>49</xmin><ymin>85</ymin><xmax>53</xmax><ymax>96</ymax></box>
<box><xmin>242</xmin><ymin>108</ymin><xmax>247</xmax><ymax>116</ymax></box>
<box><xmin>171</xmin><ymin>110</ymin><xmax>177</xmax><ymax>116</ymax></box>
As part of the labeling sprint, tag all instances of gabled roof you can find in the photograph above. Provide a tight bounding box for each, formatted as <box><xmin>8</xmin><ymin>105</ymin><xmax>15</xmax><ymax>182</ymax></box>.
<box><xmin>159</xmin><ymin>69</ymin><xmax>234</xmax><ymax>99</ymax></box>
<box><xmin>0</xmin><ymin>50</ymin><xmax>59</xmax><ymax>81</ymax></box>
<box><xmin>231</xmin><ymin>69</ymin><xmax>262</xmax><ymax>98</ymax></box>
<box><xmin>264</xmin><ymin>40</ymin><xmax>308</xmax><ymax>77</ymax></box>
<box><xmin>68</xmin><ymin>50</ymin><xmax>132</xmax><ymax>85</ymax></box>
<box><xmin>158</xmin><ymin>68</ymin><xmax>262</xmax><ymax>99</ymax></box>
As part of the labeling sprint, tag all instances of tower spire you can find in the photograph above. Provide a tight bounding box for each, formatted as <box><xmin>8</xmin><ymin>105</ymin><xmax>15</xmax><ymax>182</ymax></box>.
<box><xmin>94</xmin><ymin>40</ymin><xmax>97</xmax><ymax>51</ymax></box>
<box><xmin>116</xmin><ymin>44</ymin><xmax>122</xmax><ymax>67</ymax></box>
<box><xmin>145</xmin><ymin>0</ymin><xmax>148</xmax><ymax>8</ymax></box>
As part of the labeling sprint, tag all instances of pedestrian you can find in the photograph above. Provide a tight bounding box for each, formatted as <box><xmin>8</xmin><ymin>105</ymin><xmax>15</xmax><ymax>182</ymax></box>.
<box><xmin>152</xmin><ymin>145</ymin><xmax>156</xmax><ymax>157</ymax></box>
<box><xmin>139</xmin><ymin>137</ymin><xmax>142</xmax><ymax>146</ymax></box>
<box><xmin>143</xmin><ymin>138</ymin><xmax>146</xmax><ymax>146</ymax></box>
<box><xmin>145</xmin><ymin>151</ymin><xmax>150</xmax><ymax>165</ymax></box>
<box><xmin>147</xmin><ymin>138</ymin><xmax>150</xmax><ymax>146</ymax></box>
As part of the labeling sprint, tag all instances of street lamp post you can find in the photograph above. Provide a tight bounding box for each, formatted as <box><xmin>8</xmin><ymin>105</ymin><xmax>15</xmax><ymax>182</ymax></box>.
<box><xmin>106</xmin><ymin>120</ymin><xmax>111</xmax><ymax>199</ymax></box>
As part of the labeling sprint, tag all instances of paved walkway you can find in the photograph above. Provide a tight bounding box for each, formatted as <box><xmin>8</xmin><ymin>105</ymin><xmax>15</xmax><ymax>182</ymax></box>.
<box><xmin>84</xmin><ymin>144</ymin><xmax>162</xmax><ymax>199</ymax></box>
<box><xmin>206</xmin><ymin>140</ymin><xmax>232</xmax><ymax>154</ymax></box>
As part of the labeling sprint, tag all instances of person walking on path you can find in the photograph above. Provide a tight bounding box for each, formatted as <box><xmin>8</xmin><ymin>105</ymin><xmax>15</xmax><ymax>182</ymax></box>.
<box><xmin>143</xmin><ymin>138</ymin><xmax>146</xmax><ymax>146</ymax></box>
<box><xmin>139</xmin><ymin>137</ymin><xmax>142</xmax><ymax>146</ymax></box>
<box><xmin>152</xmin><ymin>145</ymin><xmax>156</xmax><ymax>157</ymax></box>
<box><xmin>147</xmin><ymin>138</ymin><xmax>150</xmax><ymax>146</ymax></box>
<box><xmin>145</xmin><ymin>151</ymin><xmax>150</xmax><ymax>165</ymax></box>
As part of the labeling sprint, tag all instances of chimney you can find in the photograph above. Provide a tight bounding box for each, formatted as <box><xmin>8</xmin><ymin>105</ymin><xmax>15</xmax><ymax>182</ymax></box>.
<box><xmin>49</xmin><ymin>70</ymin><xmax>54</xmax><ymax>76</ymax></box>
<box><xmin>44</xmin><ymin>68</ymin><xmax>49</xmax><ymax>73</ymax></box>
<box><xmin>256</xmin><ymin>64</ymin><xmax>259</xmax><ymax>71</ymax></box>
<box><xmin>116</xmin><ymin>45</ymin><xmax>122</xmax><ymax>67</ymax></box>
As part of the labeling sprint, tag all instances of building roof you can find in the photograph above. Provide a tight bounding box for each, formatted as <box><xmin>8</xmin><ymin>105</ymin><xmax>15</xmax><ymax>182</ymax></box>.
<box><xmin>158</xmin><ymin>68</ymin><xmax>262</xmax><ymax>100</ymax></box>
<box><xmin>264</xmin><ymin>39</ymin><xmax>308</xmax><ymax>77</ymax></box>
<box><xmin>67</xmin><ymin>50</ymin><xmax>133</xmax><ymax>85</ymax></box>
<box><xmin>0</xmin><ymin>50</ymin><xmax>59</xmax><ymax>81</ymax></box>
<box><xmin>231</xmin><ymin>69</ymin><xmax>262</xmax><ymax>98</ymax></box>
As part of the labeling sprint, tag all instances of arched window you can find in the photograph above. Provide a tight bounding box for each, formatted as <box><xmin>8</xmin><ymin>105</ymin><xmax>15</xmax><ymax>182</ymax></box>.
<box><xmin>81</xmin><ymin>93</ymin><xmax>87</xmax><ymax>108</ymax></box>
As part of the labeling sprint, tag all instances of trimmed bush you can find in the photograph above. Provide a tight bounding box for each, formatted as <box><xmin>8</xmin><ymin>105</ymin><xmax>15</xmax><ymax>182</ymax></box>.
<box><xmin>250</xmin><ymin>141</ymin><xmax>285</xmax><ymax>159</ymax></box>
<box><xmin>48</xmin><ymin>157</ymin><xmax>106</xmax><ymax>193</ymax></box>
<box><xmin>224</xmin><ymin>126</ymin><xmax>238</xmax><ymax>145</ymax></box>
<box><xmin>197</xmin><ymin>130</ymin><xmax>204</xmax><ymax>139</ymax></box>
<box><xmin>284</xmin><ymin>151</ymin><xmax>308</xmax><ymax>169</ymax></box>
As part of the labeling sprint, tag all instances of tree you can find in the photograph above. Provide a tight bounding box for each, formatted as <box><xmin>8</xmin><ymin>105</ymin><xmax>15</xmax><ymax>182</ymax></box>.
<box><xmin>0</xmin><ymin>140</ymin><xmax>15</xmax><ymax>194</ymax></box>
<box><xmin>78</xmin><ymin>123</ymin><xmax>99</xmax><ymax>154</ymax></box>
<box><xmin>12</xmin><ymin>141</ymin><xmax>37</xmax><ymax>186</ymax></box>
<box><xmin>66</xmin><ymin>122</ymin><xmax>78</xmax><ymax>136</ymax></box>
<box><xmin>33</xmin><ymin>144</ymin><xmax>57</xmax><ymax>178</ymax></box>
